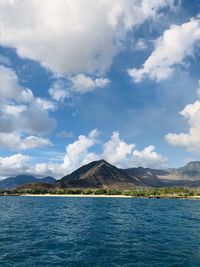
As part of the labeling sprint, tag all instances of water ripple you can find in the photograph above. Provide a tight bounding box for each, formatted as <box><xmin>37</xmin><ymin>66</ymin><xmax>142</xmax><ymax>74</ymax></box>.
<box><xmin>0</xmin><ymin>197</ymin><xmax>200</xmax><ymax>266</ymax></box>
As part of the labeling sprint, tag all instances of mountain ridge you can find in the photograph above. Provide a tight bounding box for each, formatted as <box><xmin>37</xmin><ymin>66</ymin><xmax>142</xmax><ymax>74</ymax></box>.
<box><xmin>0</xmin><ymin>175</ymin><xmax>56</xmax><ymax>190</ymax></box>
<box><xmin>2</xmin><ymin>160</ymin><xmax>200</xmax><ymax>190</ymax></box>
<box><xmin>58</xmin><ymin>159</ymin><xmax>144</xmax><ymax>188</ymax></box>
<box><xmin>59</xmin><ymin>160</ymin><xmax>200</xmax><ymax>188</ymax></box>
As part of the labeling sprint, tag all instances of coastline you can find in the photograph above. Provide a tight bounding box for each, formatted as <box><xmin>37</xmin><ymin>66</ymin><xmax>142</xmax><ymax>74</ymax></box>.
<box><xmin>20</xmin><ymin>194</ymin><xmax>132</xmax><ymax>198</ymax></box>
<box><xmin>14</xmin><ymin>194</ymin><xmax>200</xmax><ymax>199</ymax></box>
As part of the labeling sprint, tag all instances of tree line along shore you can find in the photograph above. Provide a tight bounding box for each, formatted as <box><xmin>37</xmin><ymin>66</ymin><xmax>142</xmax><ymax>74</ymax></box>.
<box><xmin>1</xmin><ymin>187</ymin><xmax>200</xmax><ymax>198</ymax></box>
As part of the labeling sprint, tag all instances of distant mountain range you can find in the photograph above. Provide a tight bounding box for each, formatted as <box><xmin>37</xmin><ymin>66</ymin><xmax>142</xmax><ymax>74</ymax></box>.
<box><xmin>0</xmin><ymin>175</ymin><xmax>56</xmax><ymax>190</ymax></box>
<box><xmin>58</xmin><ymin>160</ymin><xmax>200</xmax><ymax>188</ymax></box>
<box><xmin>2</xmin><ymin>160</ymin><xmax>200</xmax><ymax>190</ymax></box>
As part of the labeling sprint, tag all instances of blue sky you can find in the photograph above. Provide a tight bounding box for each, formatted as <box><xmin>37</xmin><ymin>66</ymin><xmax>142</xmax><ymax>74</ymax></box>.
<box><xmin>0</xmin><ymin>0</ymin><xmax>200</xmax><ymax>179</ymax></box>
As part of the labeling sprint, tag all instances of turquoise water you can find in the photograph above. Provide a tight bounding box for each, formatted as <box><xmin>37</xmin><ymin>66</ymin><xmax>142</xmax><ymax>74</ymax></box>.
<box><xmin>0</xmin><ymin>197</ymin><xmax>200</xmax><ymax>266</ymax></box>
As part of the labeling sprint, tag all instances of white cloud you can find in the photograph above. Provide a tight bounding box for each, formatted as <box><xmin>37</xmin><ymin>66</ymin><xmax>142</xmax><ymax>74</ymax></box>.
<box><xmin>0</xmin><ymin>130</ymin><xmax>168</xmax><ymax>179</ymax></box>
<box><xmin>0</xmin><ymin>65</ymin><xmax>55</xmax><ymax>150</ymax></box>
<box><xmin>35</xmin><ymin>98</ymin><xmax>56</xmax><ymax>111</ymax></box>
<box><xmin>131</xmin><ymin>145</ymin><xmax>168</xmax><ymax>168</ymax></box>
<box><xmin>30</xmin><ymin>129</ymin><xmax>100</xmax><ymax>178</ymax></box>
<box><xmin>49</xmin><ymin>74</ymin><xmax>110</xmax><ymax>102</ymax></box>
<box><xmin>71</xmin><ymin>74</ymin><xmax>110</xmax><ymax>93</ymax></box>
<box><xmin>0</xmin><ymin>65</ymin><xmax>33</xmax><ymax>102</ymax></box>
<box><xmin>103</xmin><ymin>132</ymin><xmax>167</xmax><ymax>169</ymax></box>
<box><xmin>27</xmin><ymin>131</ymin><xmax>168</xmax><ymax>177</ymax></box>
<box><xmin>128</xmin><ymin>18</ymin><xmax>200</xmax><ymax>82</ymax></box>
<box><xmin>0</xmin><ymin>0</ymin><xmax>177</xmax><ymax>75</ymax></box>
<box><xmin>0</xmin><ymin>101</ymin><xmax>56</xmax><ymax>136</ymax></box>
<box><xmin>166</xmin><ymin>100</ymin><xmax>200</xmax><ymax>153</ymax></box>
<box><xmin>49</xmin><ymin>80</ymin><xmax>70</xmax><ymax>102</ymax></box>
<box><xmin>82</xmin><ymin>152</ymin><xmax>101</xmax><ymax>166</ymax></box>
<box><xmin>0</xmin><ymin>133</ymin><xmax>52</xmax><ymax>150</ymax></box>
<box><xmin>0</xmin><ymin>153</ymin><xmax>31</xmax><ymax>179</ymax></box>
<box><xmin>61</xmin><ymin>129</ymin><xmax>100</xmax><ymax>173</ymax></box>
<box><xmin>2</xmin><ymin>104</ymin><xmax>27</xmax><ymax>116</ymax></box>
<box><xmin>103</xmin><ymin>131</ymin><xmax>135</xmax><ymax>166</ymax></box>
<box><xmin>135</xmin><ymin>38</ymin><xmax>147</xmax><ymax>50</ymax></box>
<box><xmin>0</xmin><ymin>65</ymin><xmax>56</xmax><ymax>137</ymax></box>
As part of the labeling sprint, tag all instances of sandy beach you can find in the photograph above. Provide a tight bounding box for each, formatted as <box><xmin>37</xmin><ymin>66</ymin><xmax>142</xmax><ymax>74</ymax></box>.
<box><xmin>20</xmin><ymin>194</ymin><xmax>133</xmax><ymax>198</ymax></box>
<box><xmin>17</xmin><ymin>194</ymin><xmax>200</xmax><ymax>199</ymax></box>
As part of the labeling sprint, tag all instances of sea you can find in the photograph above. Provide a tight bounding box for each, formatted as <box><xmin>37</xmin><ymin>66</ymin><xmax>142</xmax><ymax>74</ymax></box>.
<box><xmin>0</xmin><ymin>196</ymin><xmax>200</xmax><ymax>267</ymax></box>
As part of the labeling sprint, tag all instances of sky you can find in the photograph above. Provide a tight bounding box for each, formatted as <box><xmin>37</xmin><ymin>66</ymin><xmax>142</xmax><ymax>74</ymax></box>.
<box><xmin>0</xmin><ymin>0</ymin><xmax>200</xmax><ymax>179</ymax></box>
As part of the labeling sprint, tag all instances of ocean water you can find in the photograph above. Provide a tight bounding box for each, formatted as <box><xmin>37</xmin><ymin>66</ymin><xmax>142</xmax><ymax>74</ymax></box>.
<box><xmin>0</xmin><ymin>197</ymin><xmax>200</xmax><ymax>267</ymax></box>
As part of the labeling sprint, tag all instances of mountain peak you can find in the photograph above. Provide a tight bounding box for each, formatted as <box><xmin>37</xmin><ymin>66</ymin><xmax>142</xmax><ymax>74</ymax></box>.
<box><xmin>185</xmin><ymin>161</ymin><xmax>200</xmax><ymax>167</ymax></box>
<box><xmin>93</xmin><ymin>159</ymin><xmax>115</xmax><ymax>168</ymax></box>
<box><xmin>58</xmin><ymin>159</ymin><xmax>143</xmax><ymax>188</ymax></box>
<box><xmin>90</xmin><ymin>159</ymin><xmax>111</xmax><ymax>166</ymax></box>
<box><xmin>179</xmin><ymin>161</ymin><xmax>200</xmax><ymax>176</ymax></box>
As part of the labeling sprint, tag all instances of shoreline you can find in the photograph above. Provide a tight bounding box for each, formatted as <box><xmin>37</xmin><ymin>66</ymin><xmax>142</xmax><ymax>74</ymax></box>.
<box><xmin>2</xmin><ymin>194</ymin><xmax>199</xmax><ymax>199</ymax></box>
<box><xmin>20</xmin><ymin>194</ymin><xmax>132</xmax><ymax>198</ymax></box>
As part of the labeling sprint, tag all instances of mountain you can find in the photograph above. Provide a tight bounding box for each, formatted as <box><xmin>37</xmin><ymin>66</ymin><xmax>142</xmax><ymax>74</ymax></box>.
<box><xmin>0</xmin><ymin>175</ymin><xmax>56</xmax><ymax>190</ymax></box>
<box><xmin>179</xmin><ymin>161</ymin><xmax>200</xmax><ymax>176</ymax></box>
<box><xmin>58</xmin><ymin>160</ymin><xmax>144</xmax><ymax>188</ymax></box>
<box><xmin>125</xmin><ymin>167</ymin><xmax>165</xmax><ymax>187</ymax></box>
<box><xmin>151</xmin><ymin>162</ymin><xmax>200</xmax><ymax>187</ymax></box>
<box><xmin>40</xmin><ymin>176</ymin><xmax>56</xmax><ymax>184</ymax></box>
<box><xmin>58</xmin><ymin>160</ymin><xmax>200</xmax><ymax>189</ymax></box>
<box><xmin>126</xmin><ymin>161</ymin><xmax>200</xmax><ymax>187</ymax></box>
<box><xmin>2</xmin><ymin>160</ymin><xmax>200</xmax><ymax>191</ymax></box>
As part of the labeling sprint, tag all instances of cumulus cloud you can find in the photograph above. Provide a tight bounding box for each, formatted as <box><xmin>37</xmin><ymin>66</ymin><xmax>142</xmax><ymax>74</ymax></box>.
<box><xmin>103</xmin><ymin>132</ymin><xmax>167</xmax><ymax>169</ymax></box>
<box><xmin>48</xmin><ymin>80</ymin><xmax>70</xmax><ymax>102</ymax></box>
<box><xmin>0</xmin><ymin>65</ymin><xmax>33</xmax><ymax>103</ymax></box>
<box><xmin>0</xmin><ymin>65</ymin><xmax>55</xmax><ymax>149</ymax></box>
<box><xmin>0</xmin><ymin>153</ymin><xmax>31</xmax><ymax>179</ymax></box>
<box><xmin>49</xmin><ymin>74</ymin><xmax>110</xmax><ymax>101</ymax></box>
<box><xmin>103</xmin><ymin>131</ymin><xmax>135</xmax><ymax>166</ymax></box>
<box><xmin>128</xmin><ymin>18</ymin><xmax>200</xmax><ymax>82</ymax></box>
<box><xmin>131</xmin><ymin>145</ymin><xmax>168</xmax><ymax>168</ymax></box>
<box><xmin>166</xmin><ymin>100</ymin><xmax>200</xmax><ymax>153</ymax></box>
<box><xmin>32</xmin><ymin>129</ymin><xmax>100</xmax><ymax>178</ymax></box>
<box><xmin>71</xmin><ymin>74</ymin><xmax>110</xmax><ymax>93</ymax></box>
<box><xmin>0</xmin><ymin>133</ymin><xmax>52</xmax><ymax>150</ymax></box>
<box><xmin>0</xmin><ymin>65</ymin><xmax>56</xmax><ymax>135</ymax></box>
<box><xmin>0</xmin><ymin>0</ymin><xmax>177</xmax><ymax>75</ymax></box>
<box><xmin>61</xmin><ymin>129</ymin><xmax>100</xmax><ymax>173</ymax></box>
<box><xmin>0</xmin><ymin>130</ymin><xmax>167</xmax><ymax>179</ymax></box>
<box><xmin>62</xmin><ymin>131</ymin><xmax>167</xmax><ymax>172</ymax></box>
